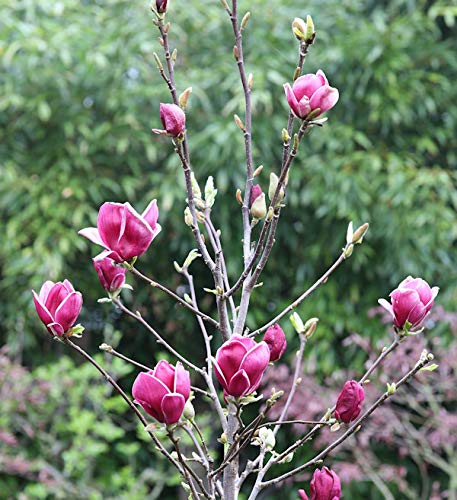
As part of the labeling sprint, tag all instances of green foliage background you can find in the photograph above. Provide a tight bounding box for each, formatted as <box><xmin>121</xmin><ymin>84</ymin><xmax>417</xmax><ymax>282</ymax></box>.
<box><xmin>1</xmin><ymin>0</ymin><xmax>456</xmax><ymax>497</ymax></box>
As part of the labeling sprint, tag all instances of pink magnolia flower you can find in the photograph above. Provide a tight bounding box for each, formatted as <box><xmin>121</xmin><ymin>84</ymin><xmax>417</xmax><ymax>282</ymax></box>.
<box><xmin>263</xmin><ymin>324</ymin><xmax>287</xmax><ymax>362</ymax></box>
<box><xmin>284</xmin><ymin>70</ymin><xmax>339</xmax><ymax>119</ymax></box>
<box><xmin>156</xmin><ymin>0</ymin><xmax>168</xmax><ymax>13</ymax></box>
<box><xmin>250</xmin><ymin>184</ymin><xmax>263</xmax><ymax>207</ymax></box>
<box><xmin>79</xmin><ymin>200</ymin><xmax>161</xmax><ymax>263</ymax></box>
<box><xmin>32</xmin><ymin>280</ymin><xmax>83</xmax><ymax>337</ymax></box>
<box><xmin>214</xmin><ymin>335</ymin><xmax>270</xmax><ymax>398</ymax></box>
<box><xmin>132</xmin><ymin>360</ymin><xmax>191</xmax><ymax>424</ymax></box>
<box><xmin>334</xmin><ymin>380</ymin><xmax>365</xmax><ymax>423</ymax></box>
<box><xmin>93</xmin><ymin>253</ymin><xmax>127</xmax><ymax>292</ymax></box>
<box><xmin>152</xmin><ymin>103</ymin><xmax>186</xmax><ymax>137</ymax></box>
<box><xmin>378</xmin><ymin>276</ymin><xmax>439</xmax><ymax>330</ymax></box>
<box><xmin>299</xmin><ymin>467</ymin><xmax>341</xmax><ymax>500</ymax></box>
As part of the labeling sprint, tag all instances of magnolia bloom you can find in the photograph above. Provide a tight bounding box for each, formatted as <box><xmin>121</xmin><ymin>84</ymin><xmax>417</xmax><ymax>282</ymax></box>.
<box><xmin>263</xmin><ymin>324</ymin><xmax>287</xmax><ymax>362</ymax></box>
<box><xmin>299</xmin><ymin>467</ymin><xmax>342</xmax><ymax>500</ymax></box>
<box><xmin>79</xmin><ymin>200</ymin><xmax>161</xmax><ymax>263</ymax></box>
<box><xmin>32</xmin><ymin>280</ymin><xmax>83</xmax><ymax>337</ymax></box>
<box><xmin>334</xmin><ymin>380</ymin><xmax>364</xmax><ymax>423</ymax></box>
<box><xmin>250</xmin><ymin>184</ymin><xmax>263</xmax><ymax>207</ymax></box>
<box><xmin>378</xmin><ymin>276</ymin><xmax>439</xmax><ymax>330</ymax></box>
<box><xmin>284</xmin><ymin>70</ymin><xmax>339</xmax><ymax>119</ymax></box>
<box><xmin>152</xmin><ymin>103</ymin><xmax>186</xmax><ymax>137</ymax></box>
<box><xmin>156</xmin><ymin>0</ymin><xmax>168</xmax><ymax>13</ymax></box>
<box><xmin>214</xmin><ymin>335</ymin><xmax>270</xmax><ymax>398</ymax></box>
<box><xmin>132</xmin><ymin>360</ymin><xmax>191</xmax><ymax>424</ymax></box>
<box><xmin>93</xmin><ymin>253</ymin><xmax>127</xmax><ymax>292</ymax></box>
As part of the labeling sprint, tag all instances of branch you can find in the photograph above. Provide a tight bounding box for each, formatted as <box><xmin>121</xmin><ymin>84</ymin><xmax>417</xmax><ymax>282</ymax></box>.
<box><xmin>62</xmin><ymin>338</ymin><xmax>184</xmax><ymax>474</ymax></box>
<box><xmin>112</xmin><ymin>297</ymin><xmax>204</xmax><ymax>375</ymax></box>
<box><xmin>130</xmin><ymin>266</ymin><xmax>219</xmax><ymax>330</ymax></box>
<box><xmin>260</xmin><ymin>352</ymin><xmax>435</xmax><ymax>489</ymax></box>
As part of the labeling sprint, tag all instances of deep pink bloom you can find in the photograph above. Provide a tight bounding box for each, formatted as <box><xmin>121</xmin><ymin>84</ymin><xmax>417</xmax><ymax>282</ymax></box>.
<box><xmin>304</xmin><ymin>467</ymin><xmax>341</xmax><ymax>500</ymax></box>
<box><xmin>152</xmin><ymin>103</ymin><xmax>186</xmax><ymax>137</ymax></box>
<box><xmin>93</xmin><ymin>253</ymin><xmax>127</xmax><ymax>292</ymax></box>
<box><xmin>132</xmin><ymin>360</ymin><xmax>191</xmax><ymax>424</ymax></box>
<box><xmin>214</xmin><ymin>334</ymin><xmax>270</xmax><ymax>398</ymax></box>
<box><xmin>378</xmin><ymin>276</ymin><xmax>439</xmax><ymax>330</ymax></box>
<box><xmin>298</xmin><ymin>490</ymin><xmax>309</xmax><ymax>500</ymax></box>
<box><xmin>263</xmin><ymin>324</ymin><xmax>287</xmax><ymax>362</ymax></box>
<box><xmin>32</xmin><ymin>280</ymin><xmax>83</xmax><ymax>337</ymax></box>
<box><xmin>335</xmin><ymin>380</ymin><xmax>365</xmax><ymax>423</ymax></box>
<box><xmin>250</xmin><ymin>185</ymin><xmax>263</xmax><ymax>207</ymax></box>
<box><xmin>156</xmin><ymin>0</ymin><xmax>168</xmax><ymax>13</ymax></box>
<box><xmin>284</xmin><ymin>70</ymin><xmax>339</xmax><ymax>119</ymax></box>
<box><xmin>79</xmin><ymin>200</ymin><xmax>161</xmax><ymax>263</ymax></box>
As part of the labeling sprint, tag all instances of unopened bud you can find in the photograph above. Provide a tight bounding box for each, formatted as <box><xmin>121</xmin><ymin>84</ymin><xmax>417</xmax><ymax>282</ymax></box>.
<box><xmin>303</xmin><ymin>317</ymin><xmax>319</xmax><ymax>339</ymax></box>
<box><xmin>233</xmin><ymin>45</ymin><xmax>239</xmax><ymax>60</ymax></box>
<box><xmin>290</xmin><ymin>312</ymin><xmax>305</xmax><ymax>334</ymax></box>
<box><xmin>292</xmin><ymin>17</ymin><xmax>307</xmax><ymax>40</ymax></box>
<box><xmin>153</xmin><ymin>52</ymin><xmax>163</xmax><ymax>70</ymax></box>
<box><xmin>250</xmin><ymin>192</ymin><xmax>266</xmax><ymax>219</ymax></box>
<box><xmin>268</xmin><ymin>172</ymin><xmax>285</xmax><ymax>204</ymax></box>
<box><xmin>171</xmin><ymin>48</ymin><xmax>177</xmax><ymax>62</ymax></box>
<box><xmin>253</xmin><ymin>165</ymin><xmax>263</xmax><ymax>177</ymax></box>
<box><xmin>205</xmin><ymin>176</ymin><xmax>217</xmax><ymax>208</ymax></box>
<box><xmin>184</xmin><ymin>207</ymin><xmax>193</xmax><ymax>227</ymax></box>
<box><xmin>99</xmin><ymin>343</ymin><xmax>113</xmax><ymax>353</ymax></box>
<box><xmin>282</xmin><ymin>128</ymin><xmax>290</xmax><ymax>143</ymax></box>
<box><xmin>258</xmin><ymin>427</ymin><xmax>275</xmax><ymax>451</ymax></box>
<box><xmin>183</xmin><ymin>400</ymin><xmax>195</xmax><ymax>420</ymax></box>
<box><xmin>196</xmin><ymin>210</ymin><xmax>205</xmax><ymax>223</ymax></box>
<box><xmin>190</xmin><ymin>172</ymin><xmax>202</xmax><ymax>199</ymax></box>
<box><xmin>344</xmin><ymin>244</ymin><xmax>354</xmax><ymax>258</ymax></box>
<box><xmin>266</xmin><ymin>207</ymin><xmax>274</xmax><ymax>221</ymax></box>
<box><xmin>236</xmin><ymin>188</ymin><xmax>243</xmax><ymax>206</ymax></box>
<box><xmin>241</xmin><ymin>12</ymin><xmax>251</xmax><ymax>30</ymax></box>
<box><xmin>164</xmin><ymin>22</ymin><xmax>170</xmax><ymax>33</ymax></box>
<box><xmin>179</xmin><ymin>87</ymin><xmax>192</xmax><ymax>110</ymax></box>
<box><xmin>248</xmin><ymin>73</ymin><xmax>253</xmax><ymax>89</ymax></box>
<box><xmin>234</xmin><ymin>114</ymin><xmax>245</xmax><ymax>131</ymax></box>
<box><xmin>304</xmin><ymin>15</ymin><xmax>315</xmax><ymax>43</ymax></box>
<box><xmin>293</xmin><ymin>66</ymin><xmax>301</xmax><ymax>81</ymax></box>
<box><xmin>352</xmin><ymin>222</ymin><xmax>369</xmax><ymax>244</ymax></box>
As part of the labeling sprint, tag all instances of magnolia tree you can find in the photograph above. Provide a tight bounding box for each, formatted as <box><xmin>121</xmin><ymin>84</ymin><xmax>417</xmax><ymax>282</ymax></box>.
<box><xmin>32</xmin><ymin>2</ymin><xmax>440</xmax><ymax>499</ymax></box>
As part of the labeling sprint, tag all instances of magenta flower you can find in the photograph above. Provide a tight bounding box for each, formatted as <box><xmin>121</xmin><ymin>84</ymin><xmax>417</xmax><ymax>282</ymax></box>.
<box><xmin>284</xmin><ymin>70</ymin><xmax>339</xmax><ymax>119</ymax></box>
<box><xmin>334</xmin><ymin>380</ymin><xmax>365</xmax><ymax>423</ymax></box>
<box><xmin>79</xmin><ymin>200</ymin><xmax>161</xmax><ymax>263</ymax></box>
<box><xmin>263</xmin><ymin>324</ymin><xmax>287</xmax><ymax>362</ymax></box>
<box><xmin>156</xmin><ymin>0</ymin><xmax>168</xmax><ymax>13</ymax></box>
<box><xmin>132</xmin><ymin>360</ymin><xmax>191</xmax><ymax>424</ymax></box>
<box><xmin>250</xmin><ymin>184</ymin><xmax>263</xmax><ymax>207</ymax></box>
<box><xmin>214</xmin><ymin>334</ymin><xmax>270</xmax><ymax>398</ymax></box>
<box><xmin>378</xmin><ymin>276</ymin><xmax>439</xmax><ymax>330</ymax></box>
<box><xmin>93</xmin><ymin>253</ymin><xmax>127</xmax><ymax>292</ymax></box>
<box><xmin>152</xmin><ymin>103</ymin><xmax>186</xmax><ymax>137</ymax></box>
<box><xmin>32</xmin><ymin>280</ymin><xmax>83</xmax><ymax>337</ymax></box>
<box><xmin>299</xmin><ymin>467</ymin><xmax>341</xmax><ymax>500</ymax></box>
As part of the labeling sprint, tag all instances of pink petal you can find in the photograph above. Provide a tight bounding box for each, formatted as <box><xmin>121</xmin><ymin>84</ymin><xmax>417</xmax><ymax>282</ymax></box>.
<box><xmin>132</xmin><ymin>372</ymin><xmax>170</xmax><ymax>420</ymax></box>
<box><xmin>38</xmin><ymin>280</ymin><xmax>55</xmax><ymax>302</ymax></box>
<box><xmin>284</xmin><ymin>83</ymin><xmax>302</xmax><ymax>118</ymax></box>
<box><xmin>378</xmin><ymin>298</ymin><xmax>394</xmax><ymax>316</ymax></box>
<box><xmin>142</xmin><ymin>199</ymin><xmax>159</xmax><ymax>231</ymax></box>
<box><xmin>239</xmin><ymin>341</ymin><xmax>270</xmax><ymax>389</ymax></box>
<box><xmin>298</xmin><ymin>490</ymin><xmax>309</xmax><ymax>500</ymax></box>
<box><xmin>97</xmin><ymin>202</ymin><xmax>125</xmax><ymax>251</ymax></box>
<box><xmin>154</xmin><ymin>360</ymin><xmax>176</xmax><ymax>391</ymax></box>
<box><xmin>215</xmin><ymin>340</ymin><xmax>248</xmax><ymax>382</ymax></box>
<box><xmin>309</xmin><ymin>85</ymin><xmax>339</xmax><ymax>115</ymax></box>
<box><xmin>78</xmin><ymin>227</ymin><xmax>106</xmax><ymax>248</ymax></box>
<box><xmin>44</xmin><ymin>282</ymin><xmax>69</xmax><ymax>316</ymax></box>
<box><xmin>230</xmin><ymin>334</ymin><xmax>256</xmax><ymax>351</ymax></box>
<box><xmin>391</xmin><ymin>289</ymin><xmax>420</xmax><ymax>328</ymax></box>
<box><xmin>54</xmin><ymin>291</ymin><xmax>83</xmax><ymax>332</ymax></box>
<box><xmin>293</xmin><ymin>73</ymin><xmax>324</xmax><ymax>101</ymax></box>
<box><xmin>161</xmin><ymin>393</ymin><xmax>186</xmax><ymax>424</ymax></box>
<box><xmin>227</xmin><ymin>369</ymin><xmax>251</xmax><ymax>397</ymax></box>
<box><xmin>213</xmin><ymin>361</ymin><xmax>229</xmax><ymax>392</ymax></box>
<box><xmin>32</xmin><ymin>290</ymin><xmax>54</xmax><ymax>326</ymax></box>
<box><xmin>48</xmin><ymin>322</ymin><xmax>64</xmax><ymax>337</ymax></box>
<box><xmin>173</xmin><ymin>362</ymin><xmax>191</xmax><ymax>400</ymax></box>
<box><xmin>296</xmin><ymin>96</ymin><xmax>311</xmax><ymax>118</ymax></box>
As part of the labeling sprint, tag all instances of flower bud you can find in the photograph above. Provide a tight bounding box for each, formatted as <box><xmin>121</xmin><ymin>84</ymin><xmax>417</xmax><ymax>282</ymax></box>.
<box><xmin>93</xmin><ymin>253</ymin><xmax>127</xmax><ymax>293</ymax></box>
<box><xmin>184</xmin><ymin>207</ymin><xmax>193</xmax><ymax>226</ymax></box>
<box><xmin>290</xmin><ymin>312</ymin><xmax>305</xmax><ymax>334</ymax></box>
<box><xmin>299</xmin><ymin>467</ymin><xmax>341</xmax><ymax>500</ymax></box>
<box><xmin>268</xmin><ymin>172</ymin><xmax>285</xmax><ymax>204</ymax></box>
<box><xmin>263</xmin><ymin>324</ymin><xmax>287</xmax><ymax>362</ymax></box>
<box><xmin>292</xmin><ymin>17</ymin><xmax>307</xmax><ymax>40</ymax></box>
<box><xmin>156</xmin><ymin>0</ymin><xmax>168</xmax><ymax>13</ymax></box>
<box><xmin>352</xmin><ymin>222</ymin><xmax>369</xmax><ymax>244</ymax></box>
<box><xmin>179</xmin><ymin>87</ymin><xmax>192</xmax><ymax>110</ymax></box>
<box><xmin>257</xmin><ymin>427</ymin><xmax>275</xmax><ymax>451</ymax></box>
<box><xmin>335</xmin><ymin>380</ymin><xmax>365</xmax><ymax>423</ymax></box>
<box><xmin>250</xmin><ymin>184</ymin><xmax>262</xmax><ymax>207</ymax></box>
<box><xmin>183</xmin><ymin>400</ymin><xmax>195</xmax><ymax>420</ymax></box>
<box><xmin>152</xmin><ymin>103</ymin><xmax>186</xmax><ymax>137</ymax></box>
<box><xmin>250</xmin><ymin>192</ymin><xmax>266</xmax><ymax>219</ymax></box>
<box><xmin>378</xmin><ymin>276</ymin><xmax>439</xmax><ymax>331</ymax></box>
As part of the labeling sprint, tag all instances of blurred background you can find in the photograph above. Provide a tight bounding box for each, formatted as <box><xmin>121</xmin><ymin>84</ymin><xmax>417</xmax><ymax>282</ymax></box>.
<box><xmin>1</xmin><ymin>0</ymin><xmax>456</xmax><ymax>498</ymax></box>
